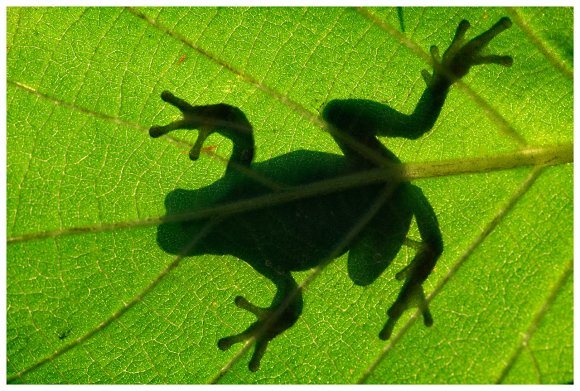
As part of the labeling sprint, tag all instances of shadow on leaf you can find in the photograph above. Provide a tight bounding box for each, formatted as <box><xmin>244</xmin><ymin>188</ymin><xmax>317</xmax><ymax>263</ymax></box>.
<box><xmin>150</xmin><ymin>17</ymin><xmax>513</xmax><ymax>372</ymax></box>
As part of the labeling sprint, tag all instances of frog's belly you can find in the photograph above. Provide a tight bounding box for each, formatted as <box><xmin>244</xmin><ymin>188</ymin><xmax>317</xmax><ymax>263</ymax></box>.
<box><xmin>197</xmin><ymin>185</ymin><xmax>385</xmax><ymax>271</ymax></box>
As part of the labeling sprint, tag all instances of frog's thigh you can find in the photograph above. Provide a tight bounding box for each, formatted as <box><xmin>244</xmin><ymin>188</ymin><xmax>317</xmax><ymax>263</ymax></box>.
<box><xmin>347</xmin><ymin>188</ymin><xmax>414</xmax><ymax>286</ymax></box>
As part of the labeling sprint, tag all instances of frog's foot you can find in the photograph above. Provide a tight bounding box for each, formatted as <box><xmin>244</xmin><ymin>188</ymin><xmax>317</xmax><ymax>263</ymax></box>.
<box><xmin>379</xmin><ymin>245</ymin><xmax>438</xmax><ymax>340</ymax></box>
<box><xmin>150</xmin><ymin>91</ymin><xmax>253</xmax><ymax>164</ymax></box>
<box><xmin>218</xmin><ymin>295</ymin><xmax>299</xmax><ymax>372</ymax></box>
<box><xmin>379</xmin><ymin>280</ymin><xmax>433</xmax><ymax>340</ymax></box>
<box><xmin>149</xmin><ymin>91</ymin><xmax>197</xmax><ymax>138</ymax></box>
<box><xmin>422</xmin><ymin>17</ymin><xmax>513</xmax><ymax>90</ymax></box>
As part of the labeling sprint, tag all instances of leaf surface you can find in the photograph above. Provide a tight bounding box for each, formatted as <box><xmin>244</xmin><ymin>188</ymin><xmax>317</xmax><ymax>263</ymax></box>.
<box><xmin>6</xmin><ymin>7</ymin><xmax>572</xmax><ymax>384</ymax></box>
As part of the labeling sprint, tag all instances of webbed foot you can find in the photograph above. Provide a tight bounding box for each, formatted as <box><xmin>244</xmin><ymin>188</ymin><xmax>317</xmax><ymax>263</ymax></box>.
<box><xmin>422</xmin><ymin>17</ymin><xmax>513</xmax><ymax>90</ymax></box>
<box><xmin>379</xmin><ymin>245</ymin><xmax>439</xmax><ymax>340</ymax></box>
<box><xmin>379</xmin><ymin>280</ymin><xmax>433</xmax><ymax>340</ymax></box>
<box><xmin>218</xmin><ymin>295</ymin><xmax>300</xmax><ymax>372</ymax></box>
<box><xmin>149</xmin><ymin>91</ymin><xmax>196</xmax><ymax>138</ymax></box>
<box><xmin>149</xmin><ymin>91</ymin><xmax>253</xmax><ymax>163</ymax></box>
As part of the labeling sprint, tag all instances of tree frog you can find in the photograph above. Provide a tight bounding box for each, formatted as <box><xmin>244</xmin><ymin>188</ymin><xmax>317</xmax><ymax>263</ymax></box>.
<box><xmin>149</xmin><ymin>17</ymin><xmax>513</xmax><ymax>371</ymax></box>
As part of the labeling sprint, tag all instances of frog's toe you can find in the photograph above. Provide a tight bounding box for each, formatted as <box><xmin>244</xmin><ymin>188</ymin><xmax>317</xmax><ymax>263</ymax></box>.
<box><xmin>218</xmin><ymin>295</ymin><xmax>299</xmax><ymax>371</ymax></box>
<box><xmin>234</xmin><ymin>295</ymin><xmax>269</xmax><ymax>317</ymax></box>
<box><xmin>218</xmin><ymin>334</ymin><xmax>270</xmax><ymax>372</ymax></box>
<box><xmin>217</xmin><ymin>332</ymin><xmax>245</xmax><ymax>351</ymax></box>
<box><xmin>460</xmin><ymin>17</ymin><xmax>512</xmax><ymax>59</ymax></box>
<box><xmin>218</xmin><ymin>332</ymin><xmax>271</xmax><ymax>372</ymax></box>
<box><xmin>445</xmin><ymin>20</ymin><xmax>470</xmax><ymax>57</ymax></box>
<box><xmin>248</xmin><ymin>340</ymin><xmax>268</xmax><ymax>372</ymax></box>
<box><xmin>472</xmin><ymin>54</ymin><xmax>513</xmax><ymax>67</ymax></box>
<box><xmin>379</xmin><ymin>283</ymin><xmax>433</xmax><ymax>340</ymax></box>
<box><xmin>430</xmin><ymin>17</ymin><xmax>513</xmax><ymax>88</ymax></box>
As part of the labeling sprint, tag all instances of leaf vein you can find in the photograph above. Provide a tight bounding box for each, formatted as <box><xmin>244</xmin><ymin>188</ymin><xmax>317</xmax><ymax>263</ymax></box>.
<box><xmin>505</xmin><ymin>7</ymin><xmax>573</xmax><ymax>81</ymax></box>
<box><xmin>7</xmin><ymin>145</ymin><xmax>572</xmax><ymax>244</ymax></box>
<box><xmin>357</xmin><ymin>165</ymin><xmax>546</xmax><ymax>383</ymax></box>
<box><xmin>355</xmin><ymin>7</ymin><xmax>528</xmax><ymax>147</ymax></box>
<box><xmin>495</xmin><ymin>258</ymin><xmax>573</xmax><ymax>383</ymax></box>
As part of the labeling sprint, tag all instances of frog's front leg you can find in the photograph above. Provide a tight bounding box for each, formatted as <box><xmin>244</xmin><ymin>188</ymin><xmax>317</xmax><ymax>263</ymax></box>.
<box><xmin>379</xmin><ymin>183</ymin><xmax>443</xmax><ymax>340</ymax></box>
<box><xmin>218</xmin><ymin>271</ymin><xmax>302</xmax><ymax>372</ymax></box>
<box><xmin>322</xmin><ymin>17</ymin><xmax>513</xmax><ymax>166</ymax></box>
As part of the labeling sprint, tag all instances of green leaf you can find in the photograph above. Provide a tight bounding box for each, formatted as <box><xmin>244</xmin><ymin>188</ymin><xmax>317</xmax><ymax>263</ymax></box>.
<box><xmin>7</xmin><ymin>6</ymin><xmax>572</xmax><ymax>384</ymax></box>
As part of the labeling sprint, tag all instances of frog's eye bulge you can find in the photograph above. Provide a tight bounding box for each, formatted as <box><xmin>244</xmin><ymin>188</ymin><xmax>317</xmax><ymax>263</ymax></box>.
<box><xmin>148</xmin><ymin>18</ymin><xmax>515</xmax><ymax>372</ymax></box>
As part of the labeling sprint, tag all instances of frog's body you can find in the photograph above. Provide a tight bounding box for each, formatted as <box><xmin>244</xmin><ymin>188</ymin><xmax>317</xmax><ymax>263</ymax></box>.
<box><xmin>160</xmin><ymin>149</ymin><xmax>411</xmax><ymax>277</ymax></box>
<box><xmin>150</xmin><ymin>18</ymin><xmax>513</xmax><ymax>371</ymax></box>
<box><xmin>163</xmin><ymin>150</ymin><xmax>360</xmax><ymax>268</ymax></box>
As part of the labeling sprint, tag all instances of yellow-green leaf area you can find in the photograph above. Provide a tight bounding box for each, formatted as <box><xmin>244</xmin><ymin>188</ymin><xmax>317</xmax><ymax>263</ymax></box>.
<box><xmin>7</xmin><ymin>6</ymin><xmax>572</xmax><ymax>384</ymax></box>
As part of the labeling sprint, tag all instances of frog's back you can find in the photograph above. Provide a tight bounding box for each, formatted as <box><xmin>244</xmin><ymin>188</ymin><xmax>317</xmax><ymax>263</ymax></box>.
<box><xmin>189</xmin><ymin>150</ymin><xmax>390</xmax><ymax>271</ymax></box>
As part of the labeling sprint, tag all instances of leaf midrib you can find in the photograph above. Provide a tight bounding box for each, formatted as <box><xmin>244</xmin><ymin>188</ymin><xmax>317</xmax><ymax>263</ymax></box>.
<box><xmin>7</xmin><ymin>142</ymin><xmax>572</xmax><ymax>244</ymax></box>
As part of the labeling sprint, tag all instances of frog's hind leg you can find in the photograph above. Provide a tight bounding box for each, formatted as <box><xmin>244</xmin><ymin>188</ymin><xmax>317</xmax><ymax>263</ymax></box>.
<box><xmin>217</xmin><ymin>270</ymin><xmax>302</xmax><ymax>372</ymax></box>
<box><xmin>347</xmin><ymin>189</ymin><xmax>414</xmax><ymax>286</ymax></box>
<box><xmin>380</xmin><ymin>183</ymin><xmax>443</xmax><ymax>340</ymax></box>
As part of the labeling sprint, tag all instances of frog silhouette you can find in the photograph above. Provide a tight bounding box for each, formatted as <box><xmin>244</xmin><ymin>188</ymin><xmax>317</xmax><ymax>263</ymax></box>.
<box><xmin>149</xmin><ymin>18</ymin><xmax>513</xmax><ymax>372</ymax></box>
